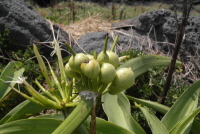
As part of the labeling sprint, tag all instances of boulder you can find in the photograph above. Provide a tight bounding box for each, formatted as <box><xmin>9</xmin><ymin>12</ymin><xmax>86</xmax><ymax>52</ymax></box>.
<box><xmin>0</xmin><ymin>0</ymin><xmax>70</xmax><ymax>57</ymax></box>
<box><xmin>75</xmin><ymin>9</ymin><xmax>200</xmax><ymax>60</ymax></box>
<box><xmin>73</xmin><ymin>32</ymin><xmax>109</xmax><ymax>53</ymax></box>
<box><xmin>75</xmin><ymin>9</ymin><xmax>173</xmax><ymax>53</ymax></box>
<box><xmin>112</xmin><ymin>9</ymin><xmax>200</xmax><ymax>56</ymax></box>
<box><xmin>163</xmin><ymin>15</ymin><xmax>200</xmax><ymax>56</ymax></box>
<box><xmin>73</xmin><ymin>31</ymin><xmax>146</xmax><ymax>54</ymax></box>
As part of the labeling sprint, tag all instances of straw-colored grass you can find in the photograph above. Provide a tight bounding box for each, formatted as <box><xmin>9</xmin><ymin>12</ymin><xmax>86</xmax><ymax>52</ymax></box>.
<box><xmin>56</xmin><ymin>13</ymin><xmax>113</xmax><ymax>40</ymax></box>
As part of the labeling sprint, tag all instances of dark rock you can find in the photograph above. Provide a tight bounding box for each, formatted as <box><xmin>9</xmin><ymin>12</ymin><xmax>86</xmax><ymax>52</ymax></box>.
<box><xmin>163</xmin><ymin>15</ymin><xmax>200</xmax><ymax>56</ymax></box>
<box><xmin>112</xmin><ymin>9</ymin><xmax>172</xmax><ymax>42</ymax></box>
<box><xmin>73</xmin><ymin>32</ymin><xmax>110</xmax><ymax>53</ymax></box>
<box><xmin>0</xmin><ymin>0</ymin><xmax>71</xmax><ymax>57</ymax></box>
<box><xmin>111</xmin><ymin>9</ymin><xmax>200</xmax><ymax>56</ymax></box>
<box><xmin>73</xmin><ymin>30</ymin><xmax>150</xmax><ymax>54</ymax></box>
<box><xmin>76</xmin><ymin>9</ymin><xmax>200</xmax><ymax>60</ymax></box>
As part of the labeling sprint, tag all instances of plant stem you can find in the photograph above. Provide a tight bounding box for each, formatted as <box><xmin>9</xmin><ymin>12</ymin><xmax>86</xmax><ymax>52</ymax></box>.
<box><xmin>65</xmin><ymin>43</ymin><xmax>76</xmax><ymax>57</ymax></box>
<box><xmin>90</xmin><ymin>98</ymin><xmax>98</xmax><ymax>134</ymax></box>
<box><xmin>158</xmin><ymin>0</ymin><xmax>193</xmax><ymax>104</ymax></box>
<box><xmin>103</xmin><ymin>34</ymin><xmax>108</xmax><ymax>54</ymax></box>
<box><xmin>110</xmin><ymin>35</ymin><xmax>119</xmax><ymax>52</ymax></box>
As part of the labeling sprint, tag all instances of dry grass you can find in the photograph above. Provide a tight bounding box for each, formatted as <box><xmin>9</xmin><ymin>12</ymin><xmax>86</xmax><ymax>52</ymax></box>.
<box><xmin>55</xmin><ymin>13</ymin><xmax>114</xmax><ymax>40</ymax></box>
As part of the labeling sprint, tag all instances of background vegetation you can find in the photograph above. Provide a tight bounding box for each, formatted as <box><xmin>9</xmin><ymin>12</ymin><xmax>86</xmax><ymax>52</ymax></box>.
<box><xmin>31</xmin><ymin>1</ymin><xmax>200</xmax><ymax>25</ymax></box>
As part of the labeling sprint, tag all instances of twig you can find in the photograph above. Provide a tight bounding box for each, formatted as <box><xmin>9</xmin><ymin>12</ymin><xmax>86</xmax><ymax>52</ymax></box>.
<box><xmin>158</xmin><ymin>0</ymin><xmax>193</xmax><ymax>104</ymax></box>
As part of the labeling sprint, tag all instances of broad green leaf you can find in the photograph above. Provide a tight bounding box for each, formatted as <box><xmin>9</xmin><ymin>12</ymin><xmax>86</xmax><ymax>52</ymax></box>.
<box><xmin>102</xmin><ymin>93</ymin><xmax>146</xmax><ymax>134</ymax></box>
<box><xmin>118</xmin><ymin>55</ymin><xmax>181</xmax><ymax>78</ymax></box>
<box><xmin>127</xmin><ymin>95</ymin><xmax>170</xmax><ymax>114</ymax></box>
<box><xmin>33</xmin><ymin>113</ymin><xmax>65</xmax><ymax>121</ymax></box>
<box><xmin>0</xmin><ymin>61</ymin><xmax>24</xmax><ymax>101</ymax></box>
<box><xmin>0</xmin><ymin>118</ymin><xmax>62</xmax><ymax>134</ymax></box>
<box><xmin>52</xmin><ymin>97</ymin><xmax>94</xmax><ymax>134</ymax></box>
<box><xmin>161</xmin><ymin>79</ymin><xmax>200</xmax><ymax>131</ymax></box>
<box><xmin>137</xmin><ymin>105</ymin><xmax>169</xmax><ymax>134</ymax></box>
<box><xmin>127</xmin><ymin>96</ymin><xmax>200</xmax><ymax>134</ymax></box>
<box><xmin>83</xmin><ymin>116</ymin><xmax>135</xmax><ymax>134</ymax></box>
<box><xmin>34</xmin><ymin>114</ymin><xmax>134</xmax><ymax>134</ymax></box>
<box><xmin>32</xmin><ymin>113</ymin><xmax>89</xmax><ymax>134</ymax></box>
<box><xmin>0</xmin><ymin>100</ymin><xmax>45</xmax><ymax>125</ymax></box>
<box><xmin>169</xmin><ymin>107</ymin><xmax>200</xmax><ymax>134</ymax></box>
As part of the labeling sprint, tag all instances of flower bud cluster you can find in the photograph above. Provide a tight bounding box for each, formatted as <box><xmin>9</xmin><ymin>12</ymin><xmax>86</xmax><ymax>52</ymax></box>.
<box><xmin>65</xmin><ymin>50</ymin><xmax>135</xmax><ymax>95</ymax></box>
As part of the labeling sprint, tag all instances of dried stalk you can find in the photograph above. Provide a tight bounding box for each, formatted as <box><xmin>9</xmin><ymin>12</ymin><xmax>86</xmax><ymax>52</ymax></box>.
<box><xmin>158</xmin><ymin>0</ymin><xmax>193</xmax><ymax>104</ymax></box>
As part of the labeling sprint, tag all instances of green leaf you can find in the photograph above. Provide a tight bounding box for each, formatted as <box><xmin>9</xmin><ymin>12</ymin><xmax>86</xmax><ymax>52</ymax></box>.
<box><xmin>0</xmin><ymin>118</ymin><xmax>62</xmax><ymax>134</ymax></box>
<box><xmin>32</xmin><ymin>113</ymin><xmax>89</xmax><ymax>134</ymax></box>
<box><xmin>32</xmin><ymin>113</ymin><xmax>65</xmax><ymax>121</ymax></box>
<box><xmin>52</xmin><ymin>97</ymin><xmax>94</xmax><ymax>134</ymax></box>
<box><xmin>83</xmin><ymin>116</ymin><xmax>135</xmax><ymax>134</ymax></box>
<box><xmin>127</xmin><ymin>96</ymin><xmax>200</xmax><ymax>134</ymax></box>
<box><xmin>161</xmin><ymin>79</ymin><xmax>200</xmax><ymax>131</ymax></box>
<box><xmin>118</xmin><ymin>55</ymin><xmax>181</xmax><ymax>78</ymax></box>
<box><xmin>126</xmin><ymin>80</ymin><xmax>200</xmax><ymax>134</ymax></box>
<box><xmin>127</xmin><ymin>95</ymin><xmax>169</xmax><ymax>114</ymax></box>
<box><xmin>0</xmin><ymin>61</ymin><xmax>24</xmax><ymax>101</ymax></box>
<box><xmin>137</xmin><ymin>105</ymin><xmax>169</xmax><ymax>134</ymax></box>
<box><xmin>0</xmin><ymin>100</ymin><xmax>45</xmax><ymax>125</ymax></box>
<box><xmin>169</xmin><ymin>107</ymin><xmax>200</xmax><ymax>134</ymax></box>
<box><xmin>102</xmin><ymin>93</ymin><xmax>146</xmax><ymax>134</ymax></box>
<box><xmin>33</xmin><ymin>45</ymin><xmax>52</xmax><ymax>88</ymax></box>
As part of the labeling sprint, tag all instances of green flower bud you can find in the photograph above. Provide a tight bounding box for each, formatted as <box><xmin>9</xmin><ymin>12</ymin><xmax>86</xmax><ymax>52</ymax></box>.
<box><xmin>109</xmin><ymin>68</ymin><xmax>135</xmax><ymax>95</ymax></box>
<box><xmin>69</xmin><ymin>53</ymin><xmax>89</xmax><ymax>72</ymax></box>
<box><xmin>100</xmin><ymin>63</ymin><xmax>116</xmax><ymax>85</ymax></box>
<box><xmin>97</xmin><ymin>51</ymin><xmax>109</xmax><ymax>64</ymax></box>
<box><xmin>65</xmin><ymin>63</ymin><xmax>80</xmax><ymax>79</ymax></box>
<box><xmin>86</xmin><ymin>54</ymin><xmax>95</xmax><ymax>60</ymax></box>
<box><xmin>81</xmin><ymin>59</ymin><xmax>100</xmax><ymax>79</ymax></box>
<box><xmin>106</xmin><ymin>51</ymin><xmax>119</xmax><ymax>68</ymax></box>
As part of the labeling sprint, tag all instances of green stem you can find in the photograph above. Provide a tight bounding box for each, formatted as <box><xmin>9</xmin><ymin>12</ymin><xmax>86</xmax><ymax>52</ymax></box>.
<box><xmin>103</xmin><ymin>34</ymin><xmax>108</xmax><ymax>54</ymax></box>
<box><xmin>8</xmin><ymin>84</ymin><xmax>46</xmax><ymax>108</ymax></box>
<box><xmin>110</xmin><ymin>35</ymin><xmax>119</xmax><ymax>52</ymax></box>
<box><xmin>100</xmin><ymin>83</ymin><xmax>111</xmax><ymax>94</ymax></box>
<box><xmin>23</xmin><ymin>81</ymin><xmax>63</xmax><ymax>109</ymax></box>
<box><xmin>52</xmin><ymin>97</ymin><xmax>94</xmax><ymax>134</ymax></box>
<box><xmin>65</xmin><ymin>102</ymin><xmax>78</xmax><ymax>107</ymax></box>
<box><xmin>92</xmin><ymin>78</ymin><xmax>98</xmax><ymax>91</ymax></box>
<box><xmin>48</xmin><ymin>63</ymin><xmax>65</xmax><ymax>100</ymax></box>
<box><xmin>93</xmin><ymin>51</ymin><xmax>97</xmax><ymax>59</ymax></box>
<box><xmin>35</xmin><ymin>80</ymin><xmax>60</xmax><ymax>103</ymax></box>
<box><xmin>65</xmin><ymin>43</ymin><xmax>76</xmax><ymax>57</ymax></box>
<box><xmin>55</xmin><ymin>41</ymin><xmax>68</xmax><ymax>96</ymax></box>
